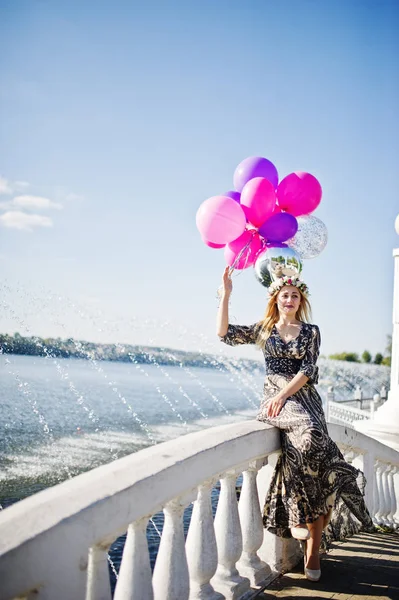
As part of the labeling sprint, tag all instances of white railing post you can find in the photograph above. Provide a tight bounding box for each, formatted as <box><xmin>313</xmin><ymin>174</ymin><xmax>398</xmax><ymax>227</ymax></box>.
<box><xmin>153</xmin><ymin>499</ymin><xmax>190</xmax><ymax>600</ymax></box>
<box><xmin>386</xmin><ymin>466</ymin><xmax>398</xmax><ymax>529</ymax></box>
<box><xmin>237</xmin><ymin>460</ymin><xmax>271</xmax><ymax>586</ymax></box>
<box><xmin>325</xmin><ymin>386</ymin><xmax>334</xmax><ymax>422</ymax></box>
<box><xmin>354</xmin><ymin>385</ymin><xmax>363</xmax><ymax>409</ymax></box>
<box><xmin>361</xmin><ymin>449</ymin><xmax>376</xmax><ymax>518</ymax></box>
<box><xmin>374</xmin><ymin>461</ymin><xmax>388</xmax><ymax>525</ymax></box>
<box><xmin>380</xmin><ymin>464</ymin><xmax>394</xmax><ymax>527</ymax></box>
<box><xmin>186</xmin><ymin>481</ymin><xmax>223</xmax><ymax>600</ymax></box>
<box><xmin>85</xmin><ymin>544</ymin><xmax>112</xmax><ymax>600</ymax></box>
<box><xmin>114</xmin><ymin>518</ymin><xmax>153</xmax><ymax>600</ymax></box>
<box><xmin>212</xmin><ymin>471</ymin><xmax>250</xmax><ymax>600</ymax></box>
<box><xmin>393</xmin><ymin>468</ymin><xmax>399</xmax><ymax>527</ymax></box>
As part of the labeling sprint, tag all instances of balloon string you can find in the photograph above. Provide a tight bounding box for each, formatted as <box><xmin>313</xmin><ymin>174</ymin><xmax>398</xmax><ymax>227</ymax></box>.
<box><xmin>230</xmin><ymin>229</ymin><xmax>265</xmax><ymax>272</ymax></box>
<box><xmin>217</xmin><ymin>229</ymin><xmax>266</xmax><ymax>299</ymax></box>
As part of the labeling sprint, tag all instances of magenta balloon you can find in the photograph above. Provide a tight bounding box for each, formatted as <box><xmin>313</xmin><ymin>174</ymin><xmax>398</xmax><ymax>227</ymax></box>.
<box><xmin>224</xmin><ymin>230</ymin><xmax>264</xmax><ymax>270</ymax></box>
<box><xmin>233</xmin><ymin>156</ymin><xmax>279</xmax><ymax>192</ymax></box>
<box><xmin>202</xmin><ymin>238</ymin><xmax>225</xmax><ymax>249</ymax></box>
<box><xmin>277</xmin><ymin>172</ymin><xmax>322</xmax><ymax>216</ymax></box>
<box><xmin>258</xmin><ymin>213</ymin><xmax>298</xmax><ymax>243</ymax></box>
<box><xmin>196</xmin><ymin>195</ymin><xmax>246</xmax><ymax>245</ymax></box>
<box><xmin>223</xmin><ymin>190</ymin><xmax>241</xmax><ymax>203</ymax></box>
<box><xmin>240</xmin><ymin>177</ymin><xmax>276</xmax><ymax>228</ymax></box>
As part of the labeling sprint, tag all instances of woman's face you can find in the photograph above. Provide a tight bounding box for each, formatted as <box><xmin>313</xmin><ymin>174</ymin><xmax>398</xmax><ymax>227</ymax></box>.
<box><xmin>276</xmin><ymin>286</ymin><xmax>301</xmax><ymax>316</ymax></box>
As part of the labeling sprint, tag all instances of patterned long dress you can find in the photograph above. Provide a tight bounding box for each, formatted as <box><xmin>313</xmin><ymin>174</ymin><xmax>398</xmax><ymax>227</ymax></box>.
<box><xmin>220</xmin><ymin>321</ymin><xmax>374</xmax><ymax>541</ymax></box>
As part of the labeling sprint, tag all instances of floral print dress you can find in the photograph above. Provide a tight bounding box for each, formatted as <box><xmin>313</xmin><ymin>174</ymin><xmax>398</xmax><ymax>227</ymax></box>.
<box><xmin>221</xmin><ymin>322</ymin><xmax>373</xmax><ymax>540</ymax></box>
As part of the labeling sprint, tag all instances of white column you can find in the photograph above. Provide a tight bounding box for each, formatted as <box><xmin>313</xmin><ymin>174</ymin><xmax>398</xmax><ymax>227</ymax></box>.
<box><xmin>85</xmin><ymin>545</ymin><xmax>112</xmax><ymax>600</ymax></box>
<box><xmin>211</xmin><ymin>471</ymin><xmax>250</xmax><ymax>600</ymax></box>
<box><xmin>374</xmin><ymin>462</ymin><xmax>388</xmax><ymax>525</ymax></box>
<box><xmin>354</xmin><ymin>220</ymin><xmax>399</xmax><ymax>450</ymax></box>
<box><xmin>114</xmin><ymin>518</ymin><xmax>153</xmax><ymax>600</ymax></box>
<box><xmin>393</xmin><ymin>469</ymin><xmax>399</xmax><ymax>527</ymax></box>
<box><xmin>186</xmin><ymin>481</ymin><xmax>223</xmax><ymax>600</ymax></box>
<box><xmin>153</xmin><ymin>499</ymin><xmax>190</xmax><ymax>600</ymax></box>
<box><xmin>381</xmin><ymin>464</ymin><xmax>392</xmax><ymax>526</ymax></box>
<box><xmin>361</xmin><ymin>450</ymin><xmax>376</xmax><ymax>518</ymax></box>
<box><xmin>237</xmin><ymin>460</ymin><xmax>271</xmax><ymax>586</ymax></box>
<box><xmin>386</xmin><ymin>466</ymin><xmax>398</xmax><ymax>528</ymax></box>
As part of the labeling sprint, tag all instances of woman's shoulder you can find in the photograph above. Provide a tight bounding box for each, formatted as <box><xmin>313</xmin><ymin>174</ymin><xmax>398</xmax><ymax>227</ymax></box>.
<box><xmin>302</xmin><ymin>322</ymin><xmax>320</xmax><ymax>334</ymax></box>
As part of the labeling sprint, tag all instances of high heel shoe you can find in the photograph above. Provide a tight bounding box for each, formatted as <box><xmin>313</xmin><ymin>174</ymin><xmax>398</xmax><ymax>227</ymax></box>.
<box><xmin>290</xmin><ymin>526</ymin><xmax>310</xmax><ymax>540</ymax></box>
<box><xmin>303</xmin><ymin>541</ymin><xmax>321</xmax><ymax>582</ymax></box>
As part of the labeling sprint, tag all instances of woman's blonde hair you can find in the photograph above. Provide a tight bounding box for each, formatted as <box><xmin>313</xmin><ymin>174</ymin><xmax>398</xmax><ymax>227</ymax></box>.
<box><xmin>256</xmin><ymin>286</ymin><xmax>312</xmax><ymax>347</ymax></box>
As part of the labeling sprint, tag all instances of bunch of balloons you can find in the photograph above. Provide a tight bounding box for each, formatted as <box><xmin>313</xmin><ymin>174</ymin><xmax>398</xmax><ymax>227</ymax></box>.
<box><xmin>196</xmin><ymin>156</ymin><xmax>328</xmax><ymax>287</ymax></box>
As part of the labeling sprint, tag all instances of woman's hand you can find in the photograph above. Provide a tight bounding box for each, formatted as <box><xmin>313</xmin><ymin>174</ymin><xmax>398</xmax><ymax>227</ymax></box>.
<box><xmin>267</xmin><ymin>394</ymin><xmax>287</xmax><ymax>418</ymax></box>
<box><xmin>221</xmin><ymin>266</ymin><xmax>233</xmax><ymax>298</ymax></box>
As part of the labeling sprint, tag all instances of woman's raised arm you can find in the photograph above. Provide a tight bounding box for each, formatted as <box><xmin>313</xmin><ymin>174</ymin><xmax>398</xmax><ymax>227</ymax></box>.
<box><xmin>216</xmin><ymin>266</ymin><xmax>232</xmax><ymax>337</ymax></box>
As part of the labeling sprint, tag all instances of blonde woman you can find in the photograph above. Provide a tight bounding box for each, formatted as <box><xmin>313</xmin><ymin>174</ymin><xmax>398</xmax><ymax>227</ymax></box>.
<box><xmin>217</xmin><ymin>267</ymin><xmax>373</xmax><ymax>582</ymax></box>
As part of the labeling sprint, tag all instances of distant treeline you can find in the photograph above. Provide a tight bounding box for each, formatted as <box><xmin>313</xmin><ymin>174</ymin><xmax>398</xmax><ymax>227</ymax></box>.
<box><xmin>328</xmin><ymin>336</ymin><xmax>391</xmax><ymax>366</ymax></box>
<box><xmin>0</xmin><ymin>332</ymin><xmax>260</xmax><ymax>371</ymax></box>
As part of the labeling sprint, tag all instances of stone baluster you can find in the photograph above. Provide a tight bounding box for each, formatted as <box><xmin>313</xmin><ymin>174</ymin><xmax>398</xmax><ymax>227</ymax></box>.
<box><xmin>114</xmin><ymin>518</ymin><xmax>153</xmax><ymax>600</ymax></box>
<box><xmin>374</xmin><ymin>461</ymin><xmax>388</xmax><ymax>525</ymax></box>
<box><xmin>186</xmin><ymin>481</ymin><xmax>223</xmax><ymax>600</ymax></box>
<box><xmin>361</xmin><ymin>450</ymin><xmax>376</xmax><ymax>518</ymax></box>
<box><xmin>325</xmin><ymin>386</ymin><xmax>334</xmax><ymax>422</ymax></box>
<box><xmin>371</xmin><ymin>458</ymin><xmax>380</xmax><ymax>523</ymax></box>
<box><xmin>211</xmin><ymin>471</ymin><xmax>250</xmax><ymax>599</ymax></box>
<box><xmin>386</xmin><ymin>466</ymin><xmax>398</xmax><ymax>528</ymax></box>
<box><xmin>85</xmin><ymin>544</ymin><xmax>112</xmax><ymax>600</ymax></box>
<box><xmin>153</xmin><ymin>499</ymin><xmax>190</xmax><ymax>600</ymax></box>
<box><xmin>393</xmin><ymin>468</ymin><xmax>399</xmax><ymax>527</ymax></box>
<box><xmin>237</xmin><ymin>460</ymin><xmax>271</xmax><ymax>586</ymax></box>
<box><xmin>380</xmin><ymin>463</ymin><xmax>392</xmax><ymax>526</ymax></box>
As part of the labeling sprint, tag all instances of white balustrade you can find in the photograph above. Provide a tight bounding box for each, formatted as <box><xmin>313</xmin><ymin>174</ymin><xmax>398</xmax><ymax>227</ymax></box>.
<box><xmin>212</xmin><ymin>471</ymin><xmax>250</xmax><ymax>599</ymax></box>
<box><xmin>0</xmin><ymin>421</ymin><xmax>398</xmax><ymax>600</ymax></box>
<box><xmin>114</xmin><ymin>518</ymin><xmax>153</xmax><ymax>600</ymax></box>
<box><xmin>186</xmin><ymin>481</ymin><xmax>222</xmax><ymax>600</ymax></box>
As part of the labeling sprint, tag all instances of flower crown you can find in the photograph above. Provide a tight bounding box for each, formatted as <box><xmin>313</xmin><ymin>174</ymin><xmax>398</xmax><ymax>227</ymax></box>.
<box><xmin>268</xmin><ymin>275</ymin><xmax>309</xmax><ymax>297</ymax></box>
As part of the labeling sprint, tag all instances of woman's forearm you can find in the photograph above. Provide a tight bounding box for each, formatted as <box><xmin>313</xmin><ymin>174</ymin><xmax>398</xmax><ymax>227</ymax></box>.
<box><xmin>278</xmin><ymin>372</ymin><xmax>309</xmax><ymax>401</ymax></box>
<box><xmin>216</xmin><ymin>294</ymin><xmax>230</xmax><ymax>337</ymax></box>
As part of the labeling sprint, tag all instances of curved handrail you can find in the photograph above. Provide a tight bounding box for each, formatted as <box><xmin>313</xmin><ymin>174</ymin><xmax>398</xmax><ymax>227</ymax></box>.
<box><xmin>0</xmin><ymin>420</ymin><xmax>398</xmax><ymax>600</ymax></box>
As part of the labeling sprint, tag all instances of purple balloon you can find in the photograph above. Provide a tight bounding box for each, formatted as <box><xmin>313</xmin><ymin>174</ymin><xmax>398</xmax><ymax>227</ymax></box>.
<box><xmin>223</xmin><ymin>190</ymin><xmax>241</xmax><ymax>203</ymax></box>
<box><xmin>234</xmin><ymin>156</ymin><xmax>279</xmax><ymax>192</ymax></box>
<box><xmin>258</xmin><ymin>213</ymin><xmax>298</xmax><ymax>243</ymax></box>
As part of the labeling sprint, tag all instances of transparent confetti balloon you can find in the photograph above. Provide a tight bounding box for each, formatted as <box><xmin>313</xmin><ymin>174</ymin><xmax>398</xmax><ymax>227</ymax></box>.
<box><xmin>287</xmin><ymin>215</ymin><xmax>328</xmax><ymax>259</ymax></box>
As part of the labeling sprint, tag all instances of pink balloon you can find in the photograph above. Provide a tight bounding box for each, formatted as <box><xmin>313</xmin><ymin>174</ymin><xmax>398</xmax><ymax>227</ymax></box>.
<box><xmin>277</xmin><ymin>172</ymin><xmax>322</xmax><ymax>216</ymax></box>
<box><xmin>196</xmin><ymin>196</ymin><xmax>246</xmax><ymax>245</ymax></box>
<box><xmin>240</xmin><ymin>177</ymin><xmax>276</xmax><ymax>228</ymax></box>
<box><xmin>224</xmin><ymin>230</ymin><xmax>264</xmax><ymax>270</ymax></box>
<box><xmin>202</xmin><ymin>238</ymin><xmax>225</xmax><ymax>249</ymax></box>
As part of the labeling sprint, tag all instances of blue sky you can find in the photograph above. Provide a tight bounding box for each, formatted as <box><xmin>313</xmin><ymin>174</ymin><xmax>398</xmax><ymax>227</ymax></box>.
<box><xmin>0</xmin><ymin>0</ymin><xmax>398</xmax><ymax>359</ymax></box>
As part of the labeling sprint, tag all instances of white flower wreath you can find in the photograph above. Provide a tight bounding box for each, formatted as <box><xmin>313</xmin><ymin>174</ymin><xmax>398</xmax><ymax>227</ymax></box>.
<box><xmin>268</xmin><ymin>275</ymin><xmax>309</xmax><ymax>296</ymax></box>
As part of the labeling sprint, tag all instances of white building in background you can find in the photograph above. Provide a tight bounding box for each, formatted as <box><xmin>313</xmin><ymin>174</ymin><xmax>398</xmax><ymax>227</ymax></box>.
<box><xmin>355</xmin><ymin>215</ymin><xmax>399</xmax><ymax>451</ymax></box>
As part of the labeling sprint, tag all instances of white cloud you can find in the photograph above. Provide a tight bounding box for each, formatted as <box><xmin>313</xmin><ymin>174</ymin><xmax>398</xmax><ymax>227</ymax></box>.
<box><xmin>12</xmin><ymin>195</ymin><xmax>63</xmax><ymax>210</ymax></box>
<box><xmin>0</xmin><ymin>211</ymin><xmax>53</xmax><ymax>231</ymax></box>
<box><xmin>0</xmin><ymin>176</ymin><xmax>12</xmax><ymax>195</ymax></box>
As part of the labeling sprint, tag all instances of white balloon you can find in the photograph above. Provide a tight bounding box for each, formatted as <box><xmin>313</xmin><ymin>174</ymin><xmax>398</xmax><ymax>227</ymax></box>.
<box><xmin>287</xmin><ymin>215</ymin><xmax>328</xmax><ymax>259</ymax></box>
